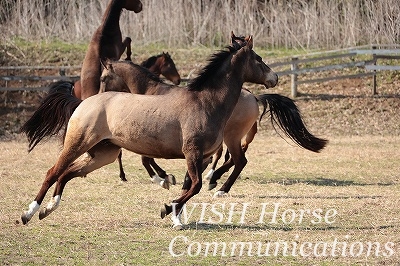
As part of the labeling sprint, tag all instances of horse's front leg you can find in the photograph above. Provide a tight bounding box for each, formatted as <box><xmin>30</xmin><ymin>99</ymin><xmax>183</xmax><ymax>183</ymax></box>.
<box><xmin>122</xmin><ymin>37</ymin><xmax>132</xmax><ymax>61</ymax></box>
<box><xmin>161</xmin><ymin>148</ymin><xmax>204</xmax><ymax>229</ymax></box>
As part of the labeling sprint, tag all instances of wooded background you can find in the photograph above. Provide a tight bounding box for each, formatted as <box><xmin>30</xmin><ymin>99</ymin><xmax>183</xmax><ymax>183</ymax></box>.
<box><xmin>0</xmin><ymin>0</ymin><xmax>399</xmax><ymax>49</ymax></box>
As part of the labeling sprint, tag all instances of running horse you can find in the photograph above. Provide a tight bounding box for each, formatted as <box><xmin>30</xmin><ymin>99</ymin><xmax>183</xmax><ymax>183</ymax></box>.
<box><xmin>20</xmin><ymin>37</ymin><xmax>278</xmax><ymax>228</ymax></box>
<box><xmin>77</xmin><ymin>0</ymin><xmax>142</xmax><ymax>100</ymax></box>
<box><xmin>99</xmin><ymin>36</ymin><xmax>328</xmax><ymax>196</ymax></box>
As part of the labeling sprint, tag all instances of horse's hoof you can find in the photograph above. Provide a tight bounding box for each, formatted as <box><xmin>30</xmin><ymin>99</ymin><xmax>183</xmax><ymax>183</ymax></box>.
<box><xmin>38</xmin><ymin>208</ymin><xmax>51</xmax><ymax>220</ymax></box>
<box><xmin>161</xmin><ymin>204</ymin><xmax>172</xmax><ymax>219</ymax></box>
<box><xmin>168</xmin><ymin>174</ymin><xmax>177</xmax><ymax>185</ymax></box>
<box><xmin>161</xmin><ymin>180</ymin><xmax>170</xmax><ymax>190</ymax></box>
<box><xmin>120</xmin><ymin>175</ymin><xmax>127</xmax><ymax>182</ymax></box>
<box><xmin>213</xmin><ymin>190</ymin><xmax>228</xmax><ymax>198</ymax></box>
<box><xmin>21</xmin><ymin>213</ymin><xmax>29</xmax><ymax>225</ymax></box>
<box><xmin>208</xmin><ymin>183</ymin><xmax>217</xmax><ymax>191</ymax></box>
<box><xmin>172</xmin><ymin>223</ymin><xmax>183</xmax><ymax>230</ymax></box>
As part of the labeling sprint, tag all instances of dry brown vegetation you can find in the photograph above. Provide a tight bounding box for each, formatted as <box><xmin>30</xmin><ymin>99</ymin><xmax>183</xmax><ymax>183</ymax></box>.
<box><xmin>1</xmin><ymin>0</ymin><xmax>400</xmax><ymax>48</ymax></box>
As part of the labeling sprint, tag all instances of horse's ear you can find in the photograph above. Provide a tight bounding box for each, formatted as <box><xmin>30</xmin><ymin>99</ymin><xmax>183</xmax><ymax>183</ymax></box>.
<box><xmin>230</xmin><ymin>31</ymin><xmax>236</xmax><ymax>43</ymax></box>
<box><xmin>246</xmin><ymin>36</ymin><xmax>253</xmax><ymax>49</ymax></box>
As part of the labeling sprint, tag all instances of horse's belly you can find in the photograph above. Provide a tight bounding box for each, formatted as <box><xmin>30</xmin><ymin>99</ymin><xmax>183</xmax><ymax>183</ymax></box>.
<box><xmin>109</xmin><ymin>122</ymin><xmax>185</xmax><ymax>159</ymax></box>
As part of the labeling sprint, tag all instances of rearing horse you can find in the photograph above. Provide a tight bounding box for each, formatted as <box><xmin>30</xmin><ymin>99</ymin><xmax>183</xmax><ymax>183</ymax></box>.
<box><xmin>20</xmin><ymin>37</ymin><xmax>278</xmax><ymax>228</ymax></box>
<box><xmin>79</xmin><ymin>0</ymin><xmax>142</xmax><ymax>99</ymax></box>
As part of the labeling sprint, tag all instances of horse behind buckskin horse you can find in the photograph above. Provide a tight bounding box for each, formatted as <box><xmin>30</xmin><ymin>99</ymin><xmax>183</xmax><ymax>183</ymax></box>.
<box><xmin>20</xmin><ymin>36</ymin><xmax>278</xmax><ymax>229</ymax></box>
<box><xmin>79</xmin><ymin>0</ymin><xmax>142</xmax><ymax>100</ymax></box>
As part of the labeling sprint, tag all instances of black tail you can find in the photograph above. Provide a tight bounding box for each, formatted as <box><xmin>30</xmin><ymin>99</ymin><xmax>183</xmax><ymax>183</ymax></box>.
<box><xmin>20</xmin><ymin>81</ymin><xmax>82</xmax><ymax>152</ymax></box>
<box><xmin>256</xmin><ymin>94</ymin><xmax>328</xmax><ymax>152</ymax></box>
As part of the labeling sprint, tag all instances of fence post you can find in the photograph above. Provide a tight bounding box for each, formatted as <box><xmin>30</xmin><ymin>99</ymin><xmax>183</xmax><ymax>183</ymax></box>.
<box><xmin>372</xmin><ymin>46</ymin><xmax>377</xmax><ymax>95</ymax></box>
<box><xmin>291</xmin><ymin>57</ymin><xmax>298</xmax><ymax>97</ymax></box>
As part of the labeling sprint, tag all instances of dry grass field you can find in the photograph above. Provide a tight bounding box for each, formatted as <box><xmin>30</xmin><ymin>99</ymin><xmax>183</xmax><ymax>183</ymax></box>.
<box><xmin>1</xmin><ymin>133</ymin><xmax>399</xmax><ymax>265</ymax></box>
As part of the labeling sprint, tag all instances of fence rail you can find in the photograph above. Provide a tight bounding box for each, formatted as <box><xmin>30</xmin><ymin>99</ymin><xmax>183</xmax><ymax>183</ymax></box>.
<box><xmin>1</xmin><ymin>45</ymin><xmax>400</xmax><ymax>97</ymax></box>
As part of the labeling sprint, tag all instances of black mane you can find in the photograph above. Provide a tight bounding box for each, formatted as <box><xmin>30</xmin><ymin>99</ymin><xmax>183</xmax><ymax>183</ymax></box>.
<box><xmin>140</xmin><ymin>55</ymin><xmax>158</xmax><ymax>69</ymax></box>
<box><xmin>188</xmin><ymin>46</ymin><xmax>236</xmax><ymax>91</ymax></box>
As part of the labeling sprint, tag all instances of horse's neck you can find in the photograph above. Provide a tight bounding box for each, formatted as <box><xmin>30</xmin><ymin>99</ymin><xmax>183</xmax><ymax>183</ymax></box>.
<box><xmin>100</xmin><ymin>0</ymin><xmax>123</xmax><ymax>35</ymax></box>
<box><xmin>146</xmin><ymin>64</ymin><xmax>161</xmax><ymax>76</ymax></box>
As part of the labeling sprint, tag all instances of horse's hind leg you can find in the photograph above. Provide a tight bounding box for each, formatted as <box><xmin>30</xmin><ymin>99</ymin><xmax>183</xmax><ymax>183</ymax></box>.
<box><xmin>39</xmin><ymin>142</ymin><xmax>121</xmax><ymax>221</ymax></box>
<box><xmin>117</xmin><ymin>151</ymin><xmax>127</xmax><ymax>182</ymax></box>
<box><xmin>214</xmin><ymin>142</ymin><xmax>247</xmax><ymax>197</ymax></box>
<box><xmin>204</xmin><ymin>144</ymin><xmax>223</xmax><ymax>180</ymax></box>
<box><xmin>21</xmin><ymin>140</ymin><xmax>91</xmax><ymax>224</ymax></box>
<box><xmin>241</xmin><ymin>122</ymin><xmax>257</xmax><ymax>152</ymax></box>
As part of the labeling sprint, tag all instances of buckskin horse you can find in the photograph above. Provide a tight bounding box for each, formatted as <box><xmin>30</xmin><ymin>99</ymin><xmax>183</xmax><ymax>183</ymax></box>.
<box><xmin>20</xmin><ymin>37</ymin><xmax>278</xmax><ymax>228</ymax></box>
<box><xmin>99</xmin><ymin>38</ymin><xmax>327</xmax><ymax>197</ymax></box>
<box><xmin>78</xmin><ymin>0</ymin><xmax>142</xmax><ymax>100</ymax></box>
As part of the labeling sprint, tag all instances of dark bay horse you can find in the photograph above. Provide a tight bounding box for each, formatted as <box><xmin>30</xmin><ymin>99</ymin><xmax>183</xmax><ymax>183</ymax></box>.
<box><xmin>20</xmin><ymin>37</ymin><xmax>279</xmax><ymax>228</ymax></box>
<box><xmin>99</xmin><ymin>47</ymin><xmax>327</xmax><ymax>198</ymax></box>
<box><xmin>140</xmin><ymin>52</ymin><xmax>181</xmax><ymax>85</ymax></box>
<box><xmin>79</xmin><ymin>0</ymin><xmax>142</xmax><ymax>99</ymax></box>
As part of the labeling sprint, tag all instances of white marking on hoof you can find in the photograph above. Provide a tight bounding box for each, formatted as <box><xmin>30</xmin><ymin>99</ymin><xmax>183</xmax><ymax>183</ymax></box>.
<box><xmin>39</xmin><ymin>195</ymin><xmax>61</xmax><ymax>220</ymax></box>
<box><xmin>205</xmin><ymin>169</ymin><xmax>214</xmax><ymax>180</ymax></box>
<box><xmin>22</xmin><ymin>201</ymin><xmax>40</xmax><ymax>224</ymax></box>
<box><xmin>171</xmin><ymin>214</ymin><xmax>183</xmax><ymax>230</ymax></box>
<box><xmin>46</xmin><ymin>195</ymin><xmax>61</xmax><ymax>211</ymax></box>
<box><xmin>151</xmin><ymin>175</ymin><xmax>163</xmax><ymax>184</ymax></box>
<box><xmin>160</xmin><ymin>179</ymin><xmax>170</xmax><ymax>190</ymax></box>
<box><xmin>213</xmin><ymin>191</ymin><xmax>228</xmax><ymax>198</ymax></box>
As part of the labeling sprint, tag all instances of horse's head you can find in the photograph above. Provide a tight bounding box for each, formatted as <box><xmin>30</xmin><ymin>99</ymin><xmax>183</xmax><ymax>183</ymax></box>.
<box><xmin>124</xmin><ymin>0</ymin><xmax>143</xmax><ymax>13</ymax></box>
<box><xmin>158</xmin><ymin>52</ymin><xmax>181</xmax><ymax>85</ymax></box>
<box><xmin>233</xmin><ymin>36</ymin><xmax>278</xmax><ymax>89</ymax></box>
<box><xmin>99</xmin><ymin>60</ymin><xmax>130</xmax><ymax>93</ymax></box>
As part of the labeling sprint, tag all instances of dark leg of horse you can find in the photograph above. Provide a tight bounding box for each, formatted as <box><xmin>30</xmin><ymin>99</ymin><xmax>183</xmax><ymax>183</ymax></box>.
<box><xmin>215</xmin><ymin>144</ymin><xmax>247</xmax><ymax>196</ymax></box>
<box><xmin>204</xmin><ymin>145</ymin><xmax>223</xmax><ymax>180</ymax></box>
<box><xmin>208</xmin><ymin>157</ymin><xmax>235</xmax><ymax>190</ymax></box>
<box><xmin>122</xmin><ymin>37</ymin><xmax>132</xmax><ymax>61</ymax></box>
<box><xmin>149</xmin><ymin>159</ymin><xmax>176</xmax><ymax>185</ymax></box>
<box><xmin>161</xmin><ymin>146</ymin><xmax>204</xmax><ymax>228</ymax></box>
<box><xmin>117</xmin><ymin>151</ymin><xmax>127</xmax><ymax>182</ymax></box>
<box><xmin>208</xmin><ymin>122</ymin><xmax>257</xmax><ymax>190</ymax></box>
<box><xmin>141</xmin><ymin>156</ymin><xmax>170</xmax><ymax>189</ymax></box>
<box><xmin>38</xmin><ymin>143</ymin><xmax>121</xmax><ymax>221</ymax></box>
<box><xmin>223</xmin><ymin>149</ymin><xmax>230</xmax><ymax>163</ymax></box>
